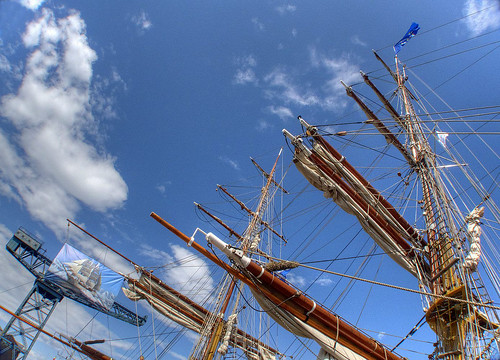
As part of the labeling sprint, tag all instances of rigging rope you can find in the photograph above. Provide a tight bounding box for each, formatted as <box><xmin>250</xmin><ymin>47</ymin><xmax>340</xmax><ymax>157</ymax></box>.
<box><xmin>374</xmin><ymin>3</ymin><xmax>499</xmax><ymax>51</ymax></box>
<box><xmin>253</xmin><ymin>252</ymin><xmax>500</xmax><ymax>311</ymax></box>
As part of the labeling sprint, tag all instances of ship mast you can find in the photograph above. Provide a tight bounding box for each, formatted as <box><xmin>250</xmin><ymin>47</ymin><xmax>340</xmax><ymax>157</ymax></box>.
<box><xmin>189</xmin><ymin>150</ymin><xmax>284</xmax><ymax>359</ymax></box>
<box><xmin>391</xmin><ymin>55</ymin><xmax>493</xmax><ymax>359</ymax></box>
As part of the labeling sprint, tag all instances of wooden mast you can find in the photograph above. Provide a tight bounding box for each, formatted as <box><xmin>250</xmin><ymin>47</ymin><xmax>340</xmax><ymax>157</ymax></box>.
<box><xmin>192</xmin><ymin>150</ymin><xmax>284</xmax><ymax>359</ymax></box>
<box><xmin>393</xmin><ymin>55</ymin><xmax>466</xmax><ymax>359</ymax></box>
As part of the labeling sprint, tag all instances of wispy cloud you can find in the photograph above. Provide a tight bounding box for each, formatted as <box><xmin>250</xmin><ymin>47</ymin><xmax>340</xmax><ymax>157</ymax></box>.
<box><xmin>350</xmin><ymin>35</ymin><xmax>367</xmax><ymax>47</ymax></box>
<box><xmin>233</xmin><ymin>55</ymin><xmax>258</xmax><ymax>85</ymax></box>
<box><xmin>156</xmin><ymin>180</ymin><xmax>172</xmax><ymax>195</ymax></box>
<box><xmin>252</xmin><ymin>17</ymin><xmax>265</xmax><ymax>32</ymax></box>
<box><xmin>256</xmin><ymin>119</ymin><xmax>272</xmax><ymax>132</ymax></box>
<box><xmin>132</xmin><ymin>10</ymin><xmax>153</xmax><ymax>33</ymax></box>
<box><xmin>140</xmin><ymin>243</ymin><xmax>216</xmax><ymax>304</ymax></box>
<box><xmin>241</xmin><ymin>47</ymin><xmax>361</xmax><ymax>114</ymax></box>
<box><xmin>267</xmin><ymin>105</ymin><xmax>293</xmax><ymax>120</ymax></box>
<box><xmin>0</xmin><ymin>54</ymin><xmax>12</xmax><ymax>72</ymax></box>
<box><xmin>0</xmin><ymin>10</ymin><xmax>127</xmax><ymax>235</ymax></box>
<box><xmin>234</xmin><ymin>68</ymin><xmax>257</xmax><ymax>85</ymax></box>
<box><xmin>463</xmin><ymin>0</ymin><xmax>500</xmax><ymax>35</ymax></box>
<box><xmin>219</xmin><ymin>155</ymin><xmax>240</xmax><ymax>170</ymax></box>
<box><xmin>264</xmin><ymin>68</ymin><xmax>320</xmax><ymax>107</ymax></box>
<box><xmin>170</xmin><ymin>351</ymin><xmax>188</xmax><ymax>360</ymax></box>
<box><xmin>287</xmin><ymin>272</ymin><xmax>306</xmax><ymax>288</ymax></box>
<box><xmin>316</xmin><ymin>277</ymin><xmax>334</xmax><ymax>286</ymax></box>
<box><xmin>276</xmin><ymin>5</ymin><xmax>297</xmax><ymax>15</ymax></box>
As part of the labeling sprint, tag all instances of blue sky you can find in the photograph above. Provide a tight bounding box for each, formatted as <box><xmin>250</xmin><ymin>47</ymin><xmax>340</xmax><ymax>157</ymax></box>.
<box><xmin>0</xmin><ymin>0</ymin><xmax>499</xmax><ymax>359</ymax></box>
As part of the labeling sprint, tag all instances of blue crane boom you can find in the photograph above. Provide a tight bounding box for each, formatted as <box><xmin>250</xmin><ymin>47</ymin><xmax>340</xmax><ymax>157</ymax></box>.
<box><xmin>5</xmin><ymin>227</ymin><xmax>147</xmax><ymax>326</ymax></box>
<box><xmin>0</xmin><ymin>227</ymin><xmax>146</xmax><ymax>360</ymax></box>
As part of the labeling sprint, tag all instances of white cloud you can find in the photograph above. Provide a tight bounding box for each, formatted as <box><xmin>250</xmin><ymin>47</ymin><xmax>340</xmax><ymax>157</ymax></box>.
<box><xmin>287</xmin><ymin>272</ymin><xmax>306</xmax><ymax>288</ymax></box>
<box><xmin>234</xmin><ymin>68</ymin><xmax>257</xmax><ymax>85</ymax></box>
<box><xmin>156</xmin><ymin>180</ymin><xmax>172</xmax><ymax>195</ymax></box>
<box><xmin>16</xmin><ymin>0</ymin><xmax>46</xmax><ymax>10</ymax></box>
<box><xmin>264</xmin><ymin>68</ymin><xmax>320</xmax><ymax>107</ymax></box>
<box><xmin>166</xmin><ymin>244</ymin><xmax>215</xmax><ymax>304</ymax></box>
<box><xmin>170</xmin><ymin>351</ymin><xmax>188</xmax><ymax>360</ymax></box>
<box><xmin>239</xmin><ymin>48</ymin><xmax>360</xmax><ymax>114</ymax></box>
<box><xmin>309</xmin><ymin>47</ymin><xmax>360</xmax><ymax>111</ymax></box>
<box><xmin>132</xmin><ymin>10</ymin><xmax>153</xmax><ymax>32</ymax></box>
<box><xmin>252</xmin><ymin>17</ymin><xmax>265</xmax><ymax>32</ymax></box>
<box><xmin>237</xmin><ymin>54</ymin><xmax>257</xmax><ymax>68</ymax></box>
<box><xmin>463</xmin><ymin>0</ymin><xmax>500</xmax><ymax>35</ymax></box>
<box><xmin>267</xmin><ymin>105</ymin><xmax>293</xmax><ymax>120</ymax></box>
<box><xmin>219</xmin><ymin>155</ymin><xmax>240</xmax><ymax>170</ymax></box>
<box><xmin>256</xmin><ymin>119</ymin><xmax>272</xmax><ymax>132</ymax></box>
<box><xmin>139</xmin><ymin>243</ymin><xmax>216</xmax><ymax>305</ymax></box>
<box><xmin>276</xmin><ymin>5</ymin><xmax>297</xmax><ymax>15</ymax></box>
<box><xmin>0</xmin><ymin>54</ymin><xmax>12</xmax><ymax>72</ymax></box>
<box><xmin>0</xmin><ymin>10</ymin><xmax>127</xmax><ymax>235</ymax></box>
<box><xmin>350</xmin><ymin>35</ymin><xmax>367</xmax><ymax>47</ymax></box>
<box><xmin>316</xmin><ymin>277</ymin><xmax>334</xmax><ymax>286</ymax></box>
<box><xmin>233</xmin><ymin>55</ymin><xmax>258</xmax><ymax>85</ymax></box>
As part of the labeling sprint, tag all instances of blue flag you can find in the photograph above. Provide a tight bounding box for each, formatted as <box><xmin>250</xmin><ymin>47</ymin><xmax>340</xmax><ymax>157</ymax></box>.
<box><xmin>394</xmin><ymin>22</ymin><xmax>420</xmax><ymax>54</ymax></box>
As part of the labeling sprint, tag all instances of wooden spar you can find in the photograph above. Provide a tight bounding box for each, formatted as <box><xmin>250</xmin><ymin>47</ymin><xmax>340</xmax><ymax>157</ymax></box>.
<box><xmin>67</xmin><ymin>217</ymin><xmax>277</xmax><ymax>354</ymax></box>
<box><xmin>149</xmin><ymin>212</ymin><xmax>405</xmax><ymax>360</ymax></box>
<box><xmin>372</xmin><ymin>50</ymin><xmax>416</xmax><ymax>101</ymax></box>
<box><xmin>250</xmin><ymin>157</ymin><xmax>289</xmax><ymax>194</ymax></box>
<box><xmin>130</xmin><ymin>274</ymin><xmax>280</xmax><ymax>355</ymax></box>
<box><xmin>302</xmin><ymin>144</ymin><xmax>431</xmax><ymax>277</ymax></box>
<box><xmin>340</xmin><ymin>81</ymin><xmax>415</xmax><ymax>166</ymax></box>
<box><xmin>359</xmin><ymin>71</ymin><xmax>409</xmax><ymax>132</ymax></box>
<box><xmin>0</xmin><ymin>303</ymin><xmax>112</xmax><ymax>360</ymax></box>
<box><xmin>68</xmin><ymin>218</ymin><xmax>212</xmax><ymax>320</ymax></box>
<box><xmin>304</xmin><ymin>149</ymin><xmax>418</xmax><ymax>261</ymax></box>
<box><xmin>217</xmin><ymin>185</ymin><xmax>288</xmax><ymax>244</ymax></box>
<box><xmin>67</xmin><ymin>218</ymin><xmax>136</xmax><ymax>266</ymax></box>
<box><xmin>299</xmin><ymin>117</ymin><xmax>426</xmax><ymax>250</ymax></box>
<box><xmin>240</xmin><ymin>255</ymin><xmax>406</xmax><ymax>360</ymax></box>
<box><xmin>195</xmin><ymin>202</ymin><xmax>272</xmax><ymax>260</ymax></box>
<box><xmin>64</xmin><ymin>337</ymin><xmax>114</xmax><ymax>360</ymax></box>
<box><xmin>66</xmin><ymin>218</ymin><xmax>279</xmax><ymax>357</ymax></box>
<box><xmin>372</xmin><ymin>50</ymin><xmax>398</xmax><ymax>83</ymax></box>
<box><xmin>149</xmin><ymin>213</ymin><xmax>283</xmax><ymax>356</ymax></box>
<box><xmin>198</xmin><ymin>150</ymin><xmax>285</xmax><ymax>358</ymax></box>
<box><xmin>126</xmin><ymin>276</ymin><xmax>206</xmax><ymax>325</ymax></box>
<box><xmin>195</xmin><ymin>202</ymin><xmax>242</xmax><ymax>239</ymax></box>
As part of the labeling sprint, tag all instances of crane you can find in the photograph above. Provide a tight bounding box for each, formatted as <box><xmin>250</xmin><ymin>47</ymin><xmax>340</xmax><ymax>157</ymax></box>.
<box><xmin>0</xmin><ymin>227</ymin><xmax>146</xmax><ymax>359</ymax></box>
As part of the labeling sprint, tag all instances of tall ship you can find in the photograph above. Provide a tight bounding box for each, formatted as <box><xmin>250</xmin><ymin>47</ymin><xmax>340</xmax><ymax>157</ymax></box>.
<box><xmin>113</xmin><ymin>25</ymin><xmax>500</xmax><ymax>360</ymax></box>
<box><xmin>4</xmin><ymin>23</ymin><xmax>497</xmax><ymax>360</ymax></box>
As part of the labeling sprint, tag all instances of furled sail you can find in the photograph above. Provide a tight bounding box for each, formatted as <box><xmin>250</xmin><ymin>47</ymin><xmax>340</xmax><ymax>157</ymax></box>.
<box><xmin>150</xmin><ymin>212</ymin><xmax>408</xmax><ymax>360</ymax></box>
<box><xmin>251</xmin><ymin>289</ymin><xmax>367</xmax><ymax>360</ymax></box>
<box><xmin>123</xmin><ymin>268</ymin><xmax>280</xmax><ymax>360</ymax></box>
<box><xmin>200</xmin><ymin>229</ymin><xmax>406</xmax><ymax>360</ymax></box>
<box><xmin>288</xmin><ymin>132</ymin><xmax>425</xmax><ymax>279</ymax></box>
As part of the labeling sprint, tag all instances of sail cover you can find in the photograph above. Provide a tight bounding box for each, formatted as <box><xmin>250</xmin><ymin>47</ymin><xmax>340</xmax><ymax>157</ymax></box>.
<box><xmin>124</xmin><ymin>273</ymin><xmax>278</xmax><ymax>360</ymax></box>
<box><xmin>251</xmin><ymin>289</ymin><xmax>368</xmax><ymax>360</ymax></box>
<box><xmin>46</xmin><ymin>243</ymin><xmax>123</xmax><ymax>310</ymax></box>
<box><xmin>293</xmin><ymin>146</ymin><xmax>420</xmax><ymax>278</ymax></box>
